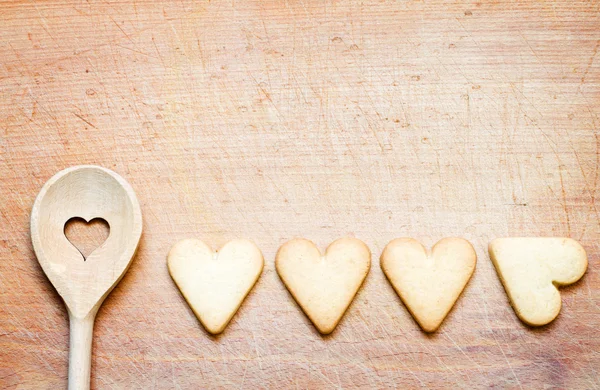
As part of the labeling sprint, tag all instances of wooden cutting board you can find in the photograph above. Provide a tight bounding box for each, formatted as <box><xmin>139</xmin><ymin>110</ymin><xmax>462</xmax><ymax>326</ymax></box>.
<box><xmin>1</xmin><ymin>1</ymin><xmax>598</xmax><ymax>388</ymax></box>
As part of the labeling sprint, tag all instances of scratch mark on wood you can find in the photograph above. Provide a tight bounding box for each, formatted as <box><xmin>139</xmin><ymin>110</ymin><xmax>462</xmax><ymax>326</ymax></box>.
<box><xmin>72</xmin><ymin>112</ymin><xmax>97</xmax><ymax>129</ymax></box>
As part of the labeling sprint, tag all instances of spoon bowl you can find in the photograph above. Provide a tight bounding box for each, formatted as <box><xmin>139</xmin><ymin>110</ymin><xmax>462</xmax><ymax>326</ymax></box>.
<box><xmin>31</xmin><ymin>165</ymin><xmax>142</xmax><ymax>390</ymax></box>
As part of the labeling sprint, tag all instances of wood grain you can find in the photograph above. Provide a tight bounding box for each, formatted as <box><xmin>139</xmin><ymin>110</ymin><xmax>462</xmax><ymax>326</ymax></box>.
<box><xmin>1</xmin><ymin>0</ymin><xmax>598</xmax><ymax>388</ymax></box>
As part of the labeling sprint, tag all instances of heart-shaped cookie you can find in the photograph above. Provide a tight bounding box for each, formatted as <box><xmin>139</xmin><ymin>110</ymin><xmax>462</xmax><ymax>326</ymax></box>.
<box><xmin>168</xmin><ymin>239</ymin><xmax>264</xmax><ymax>334</ymax></box>
<box><xmin>489</xmin><ymin>237</ymin><xmax>587</xmax><ymax>326</ymax></box>
<box><xmin>276</xmin><ymin>238</ymin><xmax>371</xmax><ymax>334</ymax></box>
<box><xmin>380</xmin><ymin>237</ymin><xmax>476</xmax><ymax>332</ymax></box>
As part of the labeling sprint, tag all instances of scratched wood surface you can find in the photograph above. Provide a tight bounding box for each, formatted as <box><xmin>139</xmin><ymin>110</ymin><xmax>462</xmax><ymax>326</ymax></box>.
<box><xmin>1</xmin><ymin>1</ymin><xmax>599</xmax><ymax>389</ymax></box>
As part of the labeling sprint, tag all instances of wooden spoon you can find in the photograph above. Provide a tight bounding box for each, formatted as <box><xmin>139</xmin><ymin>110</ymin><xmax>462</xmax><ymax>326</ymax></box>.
<box><xmin>30</xmin><ymin>165</ymin><xmax>142</xmax><ymax>390</ymax></box>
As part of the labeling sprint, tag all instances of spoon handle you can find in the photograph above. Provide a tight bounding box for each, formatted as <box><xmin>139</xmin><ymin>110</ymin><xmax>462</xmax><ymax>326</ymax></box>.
<box><xmin>68</xmin><ymin>313</ymin><xmax>96</xmax><ymax>390</ymax></box>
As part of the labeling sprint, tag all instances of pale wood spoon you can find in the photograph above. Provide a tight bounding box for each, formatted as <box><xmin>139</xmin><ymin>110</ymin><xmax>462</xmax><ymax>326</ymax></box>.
<box><xmin>31</xmin><ymin>165</ymin><xmax>142</xmax><ymax>390</ymax></box>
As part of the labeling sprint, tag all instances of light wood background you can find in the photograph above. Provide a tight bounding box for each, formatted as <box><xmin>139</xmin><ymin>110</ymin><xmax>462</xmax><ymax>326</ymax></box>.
<box><xmin>1</xmin><ymin>1</ymin><xmax>599</xmax><ymax>388</ymax></box>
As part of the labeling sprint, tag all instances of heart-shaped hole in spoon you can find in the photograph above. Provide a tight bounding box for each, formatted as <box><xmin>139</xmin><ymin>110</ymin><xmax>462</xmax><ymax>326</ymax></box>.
<box><xmin>64</xmin><ymin>217</ymin><xmax>110</xmax><ymax>260</ymax></box>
